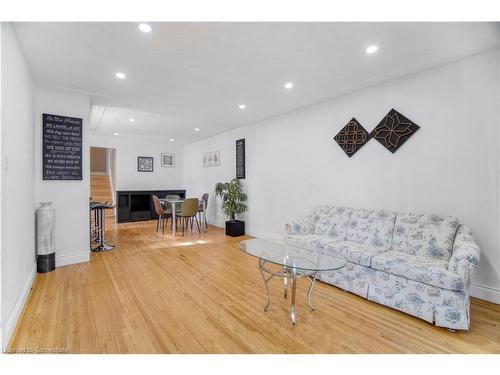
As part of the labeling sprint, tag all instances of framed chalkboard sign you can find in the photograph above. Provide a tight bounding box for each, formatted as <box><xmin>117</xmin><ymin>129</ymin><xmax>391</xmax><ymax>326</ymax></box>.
<box><xmin>236</xmin><ymin>138</ymin><xmax>245</xmax><ymax>179</ymax></box>
<box><xmin>42</xmin><ymin>113</ymin><xmax>83</xmax><ymax>180</ymax></box>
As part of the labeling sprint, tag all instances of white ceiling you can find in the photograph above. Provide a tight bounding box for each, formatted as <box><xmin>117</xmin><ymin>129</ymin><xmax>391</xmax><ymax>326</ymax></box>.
<box><xmin>12</xmin><ymin>22</ymin><xmax>500</xmax><ymax>144</ymax></box>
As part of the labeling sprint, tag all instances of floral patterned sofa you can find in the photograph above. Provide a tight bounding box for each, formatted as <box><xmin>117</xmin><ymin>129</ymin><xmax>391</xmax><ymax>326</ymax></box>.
<box><xmin>285</xmin><ymin>206</ymin><xmax>480</xmax><ymax>330</ymax></box>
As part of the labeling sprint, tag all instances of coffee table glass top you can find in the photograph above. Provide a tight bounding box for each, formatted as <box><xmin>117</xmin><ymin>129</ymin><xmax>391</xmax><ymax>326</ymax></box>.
<box><xmin>238</xmin><ymin>239</ymin><xmax>346</xmax><ymax>272</ymax></box>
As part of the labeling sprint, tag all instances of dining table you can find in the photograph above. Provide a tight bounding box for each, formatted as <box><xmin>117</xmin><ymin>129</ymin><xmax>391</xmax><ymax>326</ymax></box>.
<box><xmin>159</xmin><ymin>197</ymin><xmax>207</xmax><ymax>237</ymax></box>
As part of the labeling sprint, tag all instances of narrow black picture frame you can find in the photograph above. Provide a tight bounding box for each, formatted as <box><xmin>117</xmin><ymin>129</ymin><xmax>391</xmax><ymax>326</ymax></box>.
<box><xmin>236</xmin><ymin>138</ymin><xmax>246</xmax><ymax>179</ymax></box>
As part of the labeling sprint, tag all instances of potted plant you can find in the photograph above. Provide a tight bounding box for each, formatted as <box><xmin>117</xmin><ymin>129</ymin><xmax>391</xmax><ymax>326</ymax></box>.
<box><xmin>215</xmin><ymin>178</ymin><xmax>248</xmax><ymax>237</ymax></box>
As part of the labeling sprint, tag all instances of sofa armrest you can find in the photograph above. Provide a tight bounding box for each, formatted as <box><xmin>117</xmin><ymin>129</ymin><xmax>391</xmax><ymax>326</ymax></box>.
<box><xmin>285</xmin><ymin>214</ymin><xmax>315</xmax><ymax>236</ymax></box>
<box><xmin>449</xmin><ymin>225</ymin><xmax>480</xmax><ymax>276</ymax></box>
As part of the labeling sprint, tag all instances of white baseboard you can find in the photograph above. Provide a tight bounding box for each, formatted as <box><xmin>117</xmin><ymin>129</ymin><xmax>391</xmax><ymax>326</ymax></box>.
<box><xmin>207</xmin><ymin>220</ymin><xmax>283</xmax><ymax>242</ymax></box>
<box><xmin>2</xmin><ymin>262</ymin><xmax>37</xmax><ymax>350</ymax></box>
<box><xmin>56</xmin><ymin>251</ymin><xmax>90</xmax><ymax>267</ymax></box>
<box><xmin>248</xmin><ymin>229</ymin><xmax>282</xmax><ymax>242</ymax></box>
<box><xmin>471</xmin><ymin>283</ymin><xmax>500</xmax><ymax>304</ymax></box>
<box><xmin>207</xmin><ymin>220</ymin><xmax>223</xmax><ymax>229</ymax></box>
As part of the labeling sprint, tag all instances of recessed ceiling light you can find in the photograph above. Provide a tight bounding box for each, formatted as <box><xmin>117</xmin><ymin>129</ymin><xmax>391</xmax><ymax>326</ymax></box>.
<box><xmin>238</xmin><ymin>104</ymin><xmax>246</xmax><ymax>110</ymax></box>
<box><xmin>113</xmin><ymin>132</ymin><xmax>119</xmax><ymax>136</ymax></box>
<box><xmin>366</xmin><ymin>45</ymin><xmax>378</xmax><ymax>54</ymax></box>
<box><xmin>169</xmin><ymin>138</ymin><xmax>174</xmax><ymax>142</ymax></box>
<box><xmin>115</xmin><ymin>72</ymin><xmax>126</xmax><ymax>79</ymax></box>
<box><xmin>138</xmin><ymin>23</ymin><xmax>152</xmax><ymax>33</ymax></box>
<box><xmin>284</xmin><ymin>82</ymin><xmax>294</xmax><ymax>89</ymax></box>
<box><xmin>129</xmin><ymin>118</ymin><xmax>135</xmax><ymax>122</ymax></box>
<box><xmin>194</xmin><ymin>128</ymin><xmax>200</xmax><ymax>132</ymax></box>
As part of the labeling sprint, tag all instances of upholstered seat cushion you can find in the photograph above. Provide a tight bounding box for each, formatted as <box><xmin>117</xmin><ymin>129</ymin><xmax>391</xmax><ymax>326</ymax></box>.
<box><xmin>392</xmin><ymin>212</ymin><xmax>459</xmax><ymax>261</ymax></box>
<box><xmin>285</xmin><ymin>234</ymin><xmax>339</xmax><ymax>248</ymax></box>
<box><xmin>346</xmin><ymin>208</ymin><xmax>396</xmax><ymax>248</ymax></box>
<box><xmin>371</xmin><ymin>251</ymin><xmax>466</xmax><ymax>291</ymax></box>
<box><xmin>324</xmin><ymin>241</ymin><xmax>389</xmax><ymax>267</ymax></box>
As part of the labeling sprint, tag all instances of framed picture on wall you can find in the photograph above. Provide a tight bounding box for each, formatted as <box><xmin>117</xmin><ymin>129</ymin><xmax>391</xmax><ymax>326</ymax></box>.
<box><xmin>137</xmin><ymin>156</ymin><xmax>154</xmax><ymax>172</ymax></box>
<box><xmin>161</xmin><ymin>153</ymin><xmax>175</xmax><ymax>167</ymax></box>
<box><xmin>203</xmin><ymin>150</ymin><xmax>220</xmax><ymax>167</ymax></box>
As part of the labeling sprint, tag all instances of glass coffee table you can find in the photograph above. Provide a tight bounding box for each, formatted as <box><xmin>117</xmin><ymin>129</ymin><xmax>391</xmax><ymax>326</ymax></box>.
<box><xmin>239</xmin><ymin>239</ymin><xmax>346</xmax><ymax>325</ymax></box>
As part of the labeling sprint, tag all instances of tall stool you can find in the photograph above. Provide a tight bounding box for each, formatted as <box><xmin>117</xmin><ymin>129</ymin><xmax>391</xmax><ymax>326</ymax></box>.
<box><xmin>90</xmin><ymin>201</ymin><xmax>116</xmax><ymax>252</ymax></box>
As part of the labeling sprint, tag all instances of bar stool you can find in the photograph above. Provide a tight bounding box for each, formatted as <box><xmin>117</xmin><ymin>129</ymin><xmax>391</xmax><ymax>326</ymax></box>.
<box><xmin>90</xmin><ymin>201</ymin><xmax>116</xmax><ymax>252</ymax></box>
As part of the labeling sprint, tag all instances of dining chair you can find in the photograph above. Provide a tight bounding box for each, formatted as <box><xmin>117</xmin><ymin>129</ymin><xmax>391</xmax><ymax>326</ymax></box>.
<box><xmin>178</xmin><ymin>198</ymin><xmax>201</xmax><ymax>235</ymax></box>
<box><xmin>165</xmin><ymin>194</ymin><xmax>182</xmax><ymax>213</ymax></box>
<box><xmin>198</xmin><ymin>193</ymin><xmax>209</xmax><ymax>229</ymax></box>
<box><xmin>152</xmin><ymin>195</ymin><xmax>170</xmax><ymax>234</ymax></box>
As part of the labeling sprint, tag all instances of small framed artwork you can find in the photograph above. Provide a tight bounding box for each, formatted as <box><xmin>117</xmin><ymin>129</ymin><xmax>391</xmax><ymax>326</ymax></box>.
<box><xmin>161</xmin><ymin>153</ymin><xmax>175</xmax><ymax>167</ymax></box>
<box><xmin>137</xmin><ymin>156</ymin><xmax>154</xmax><ymax>172</ymax></box>
<box><xmin>203</xmin><ymin>150</ymin><xmax>220</xmax><ymax>168</ymax></box>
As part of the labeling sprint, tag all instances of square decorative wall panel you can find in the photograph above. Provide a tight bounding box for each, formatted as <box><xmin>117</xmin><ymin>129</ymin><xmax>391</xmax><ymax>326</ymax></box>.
<box><xmin>371</xmin><ymin>109</ymin><xmax>420</xmax><ymax>153</ymax></box>
<box><xmin>161</xmin><ymin>153</ymin><xmax>175</xmax><ymax>167</ymax></box>
<box><xmin>334</xmin><ymin>117</ymin><xmax>370</xmax><ymax>157</ymax></box>
<box><xmin>137</xmin><ymin>156</ymin><xmax>154</xmax><ymax>172</ymax></box>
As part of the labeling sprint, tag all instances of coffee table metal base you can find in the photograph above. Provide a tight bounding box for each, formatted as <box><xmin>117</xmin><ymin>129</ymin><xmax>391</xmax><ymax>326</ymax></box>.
<box><xmin>258</xmin><ymin>258</ymin><xmax>317</xmax><ymax>325</ymax></box>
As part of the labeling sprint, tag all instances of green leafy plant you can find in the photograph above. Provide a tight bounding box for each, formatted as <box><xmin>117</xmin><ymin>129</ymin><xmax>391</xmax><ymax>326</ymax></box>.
<box><xmin>215</xmin><ymin>178</ymin><xmax>248</xmax><ymax>222</ymax></box>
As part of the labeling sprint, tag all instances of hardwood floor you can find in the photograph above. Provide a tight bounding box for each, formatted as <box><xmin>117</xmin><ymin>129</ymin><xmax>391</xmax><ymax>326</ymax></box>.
<box><xmin>8</xmin><ymin>219</ymin><xmax>500</xmax><ymax>353</ymax></box>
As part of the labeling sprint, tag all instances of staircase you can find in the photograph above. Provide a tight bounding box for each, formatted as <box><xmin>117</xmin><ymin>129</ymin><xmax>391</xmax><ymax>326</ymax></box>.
<box><xmin>91</xmin><ymin>174</ymin><xmax>115</xmax><ymax>217</ymax></box>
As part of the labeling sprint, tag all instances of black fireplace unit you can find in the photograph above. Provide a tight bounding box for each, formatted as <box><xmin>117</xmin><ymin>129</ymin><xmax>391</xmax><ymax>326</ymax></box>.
<box><xmin>116</xmin><ymin>189</ymin><xmax>186</xmax><ymax>223</ymax></box>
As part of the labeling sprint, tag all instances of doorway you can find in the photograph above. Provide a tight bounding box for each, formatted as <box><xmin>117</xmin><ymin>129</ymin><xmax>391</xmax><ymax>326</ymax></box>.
<box><xmin>90</xmin><ymin>147</ymin><xmax>117</xmax><ymax>219</ymax></box>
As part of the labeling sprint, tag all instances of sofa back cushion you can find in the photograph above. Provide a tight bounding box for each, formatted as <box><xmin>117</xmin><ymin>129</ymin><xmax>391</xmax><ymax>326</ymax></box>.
<box><xmin>346</xmin><ymin>208</ymin><xmax>396</xmax><ymax>248</ymax></box>
<box><xmin>392</xmin><ymin>212</ymin><xmax>459</xmax><ymax>261</ymax></box>
<box><xmin>312</xmin><ymin>206</ymin><xmax>352</xmax><ymax>239</ymax></box>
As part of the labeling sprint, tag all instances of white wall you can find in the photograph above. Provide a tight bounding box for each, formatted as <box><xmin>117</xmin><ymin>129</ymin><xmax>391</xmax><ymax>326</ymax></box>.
<box><xmin>35</xmin><ymin>89</ymin><xmax>91</xmax><ymax>267</ymax></box>
<box><xmin>0</xmin><ymin>23</ymin><xmax>36</xmax><ymax>348</ymax></box>
<box><xmin>106</xmin><ymin>148</ymin><xmax>117</xmax><ymax>203</ymax></box>
<box><xmin>89</xmin><ymin>134</ymin><xmax>183</xmax><ymax>192</ymax></box>
<box><xmin>183</xmin><ymin>50</ymin><xmax>500</xmax><ymax>304</ymax></box>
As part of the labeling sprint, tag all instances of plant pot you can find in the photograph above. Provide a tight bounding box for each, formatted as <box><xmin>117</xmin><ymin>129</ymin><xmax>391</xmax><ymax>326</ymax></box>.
<box><xmin>225</xmin><ymin>220</ymin><xmax>245</xmax><ymax>237</ymax></box>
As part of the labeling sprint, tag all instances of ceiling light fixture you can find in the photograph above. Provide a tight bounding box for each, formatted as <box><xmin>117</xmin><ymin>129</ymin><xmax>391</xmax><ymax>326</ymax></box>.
<box><xmin>169</xmin><ymin>138</ymin><xmax>174</xmax><ymax>142</ymax></box>
<box><xmin>284</xmin><ymin>82</ymin><xmax>294</xmax><ymax>89</ymax></box>
<box><xmin>238</xmin><ymin>104</ymin><xmax>246</xmax><ymax>110</ymax></box>
<box><xmin>114</xmin><ymin>132</ymin><xmax>119</xmax><ymax>136</ymax></box>
<box><xmin>366</xmin><ymin>45</ymin><xmax>378</xmax><ymax>54</ymax></box>
<box><xmin>194</xmin><ymin>128</ymin><xmax>200</xmax><ymax>131</ymax></box>
<box><xmin>138</xmin><ymin>23</ymin><xmax>152</xmax><ymax>33</ymax></box>
<box><xmin>129</xmin><ymin>118</ymin><xmax>135</xmax><ymax>122</ymax></box>
<box><xmin>115</xmin><ymin>72</ymin><xmax>126</xmax><ymax>79</ymax></box>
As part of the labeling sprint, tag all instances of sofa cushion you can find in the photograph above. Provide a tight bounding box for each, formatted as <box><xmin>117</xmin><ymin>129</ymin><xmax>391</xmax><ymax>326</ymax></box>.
<box><xmin>312</xmin><ymin>206</ymin><xmax>352</xmax><ymax>239</ymax></box>
<box><xmin>371</xmin><ymin>251</ymin><xmax>466</xmax><ymax>291</ymax></box>
<box><xmin>345</xmin><ymin>208</ymin><xmax>396</xmax><ymax>248</ymax></box>
<box><xmin>324</xmin><ymin>241</ymin><xmax>389</xmax><ymax>267</ymax></box>
<box><xmin>392</xmin><ymin>212</ymin><xmax>459</xmax><ymax>261</ymax></box>
<box><xmin>285</xmin><ymin>234</ymin><xmax>339</xmax><ymax>248</ymax></box>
